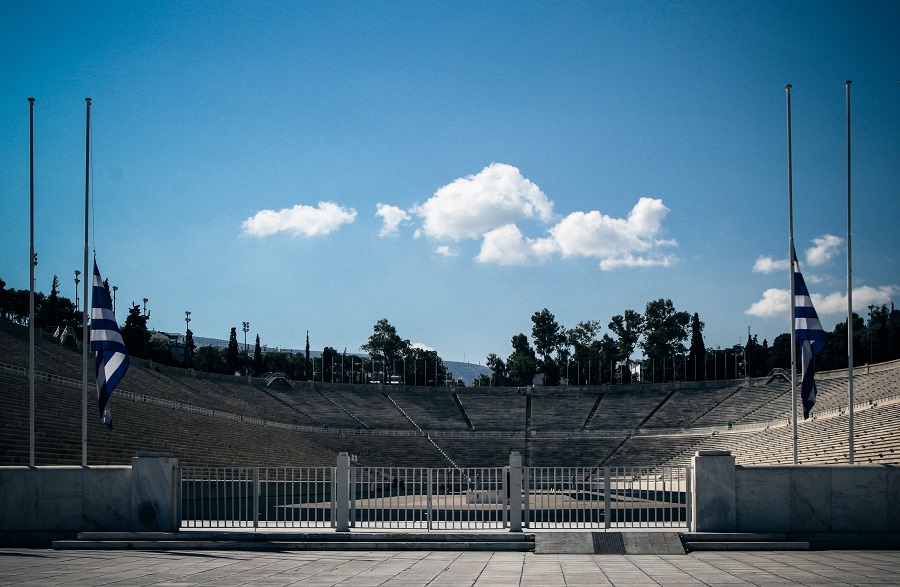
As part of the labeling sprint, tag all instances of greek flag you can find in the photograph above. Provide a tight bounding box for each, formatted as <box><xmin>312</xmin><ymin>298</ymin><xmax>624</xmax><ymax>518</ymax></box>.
<box><xmin>793</xmin><ymin>251</ymin><xmax>827</xmax><ymax>419</ymax></box>
<box><xmin>90</xmin><ymin>259</ymin><xmax>129</xmax><ymax>429</ymax></box>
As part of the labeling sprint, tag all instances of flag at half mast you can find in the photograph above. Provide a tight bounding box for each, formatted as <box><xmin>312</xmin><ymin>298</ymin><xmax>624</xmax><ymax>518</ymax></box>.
<box><xmin>793</xmin><ymin>249</ymin><xmax>828</xmax><ymax>419</ymax></box>
<box><xmin>90</xmin><ymin>259</ymin><xmax>129</xmax><ymax>428</ymax></box>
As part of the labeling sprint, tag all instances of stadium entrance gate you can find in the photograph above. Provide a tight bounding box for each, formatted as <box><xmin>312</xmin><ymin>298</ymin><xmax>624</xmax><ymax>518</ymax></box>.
<box><xmin>179</xmin><ymin>454</ymin><xmax>691</xmax><ymax>531</ymax></box>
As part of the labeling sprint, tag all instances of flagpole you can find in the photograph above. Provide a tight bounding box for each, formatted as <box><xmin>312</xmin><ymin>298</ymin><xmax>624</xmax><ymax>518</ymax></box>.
<box><xmin>786</xmin><ymin>84</ymin><xmax>798</xmax><ymax>464</ymax></box>
<box><xmin>82</xmin><ymin>98</ymin><xmax>91</xmax><ymax>467</ymax></box>
<box><xmin>846</xmin><ymin>80</ymin><xmax>854</xmax><ymax>464</ymax></box>
<box><xmin>28</xmin><ymin>97</ymin><xmax>36</xmax><ymax>468</ymax></box>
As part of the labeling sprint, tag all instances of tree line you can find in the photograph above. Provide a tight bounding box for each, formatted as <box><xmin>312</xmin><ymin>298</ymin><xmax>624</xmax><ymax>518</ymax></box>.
<box><xmin>3</xmin><ymin>276</ymin><xmax>899</xmax><ymax>385</ymax></box>
<box><xmin>479</xmin><ymin>300</ymin><xmax>900</xmax><ymax>386</ymax></box>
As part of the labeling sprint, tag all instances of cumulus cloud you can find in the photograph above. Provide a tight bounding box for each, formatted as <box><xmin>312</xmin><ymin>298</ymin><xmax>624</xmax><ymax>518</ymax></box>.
<box><xmin>548</xmin><ymin>198</ymin><xmax>673</xmax><ymax>269</ymax></box>
<box><xmin>476</xmin><ymin>224</ymin><xmax>557</xmax><ymax>266</ymax></box>
<box><xmin>435</xmin><ymin>245</ymin><xmax>457</xmax><ymax>258</ymax></box>
<box><xmin>745</xmin><ymin>288</ymin><xmax>789</xmax><ymax>318</ymax></box>
<box><xmin>376</xmin><ymin>204</ymin><xmax>411</xmax><ymax>237</ymax></box>
<box><xmin>806</xmin><ymin>234</ymin><xmax>843</xmax><ymax>266</ymax></box>
<box><xmin>745</xmin><ymin>285</ymin><xmax>898</xmax><ymax>318</ymax></box>
<box><xmin>813</xmin><ymin>285</ymin><xmax>899</xmax><ymax>314</ymax></box>
<box><xmin>753</xmin><ymin>235</ymin><xmax>843</xmax><ymax>274</ymax></box>
<box><xmin>243</xmin><ymin>202</ymin><xmax>357</xmax><ymax>237</ymax></box>
<box><xmin>412</xmin><ymin>163</ymin><xmax>554</xmax><ymax>241</ymax></box>
<box><xmin>411</xmin><ymin>342</ymin><xmax>436</xmax><ymax>352</ymax></box>
<box><xmin>753</xmin><ymin>256</ymin><xmax>788</xmax><ymax>274</ymax></box>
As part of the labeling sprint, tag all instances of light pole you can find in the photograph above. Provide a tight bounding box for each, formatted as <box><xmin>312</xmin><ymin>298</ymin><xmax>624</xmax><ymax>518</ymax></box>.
<box><xmin>184</xmin><ymin>311</ymin><xmax>191</xmax><ymax>368</ymax></box>
<box><xmin>74</xmin><ymin>270</ymin><xmax>81</xmax><ymax>309</ymax></box>
<box><xmin>242</xmin><ymin>322</ymin><xmax>249</xmax><ymax>354</ymax></box>
<box><xmin>142</xmin><ymin>298</ymin><xmax>150</xmax><ymax>358</ymax></box>
<box><xmin>112</xmin><ymin>285</ymin><xmax>117</xmax><ymax>313</ymax></box>
<box><xmin>868</xmin><ymin>305</ymin><xmax>877</xmax><ymax>364</ymax></box>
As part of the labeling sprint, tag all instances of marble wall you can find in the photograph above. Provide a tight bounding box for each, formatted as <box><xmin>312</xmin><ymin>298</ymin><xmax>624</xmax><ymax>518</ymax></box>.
<box><xmin>0</xmin><ymin>466</ymin><xmax>131</xmax><ymax>532</ymax></box>
<box><xmin>0</xmin><ymin>454</ymin><xmax>178</xmax><ymax>536</ymax></box>
<box><xmin>691</xmin><ymin>451</ymin><xmax>900</xmax><ymax>533</ymax></box>
<box><xmin>736</xmin><ymin>464</ymin><xmax>900</xmax><ymax>533</ymax></box>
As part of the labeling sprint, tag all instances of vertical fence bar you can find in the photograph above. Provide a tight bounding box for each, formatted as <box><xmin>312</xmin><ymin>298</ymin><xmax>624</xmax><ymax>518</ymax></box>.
<box><xmin>253</xmin><ymin>466</ymin><xmax>259</xmax><ymax>529</ymax></box>
<box><xmin>604</xmin><ymin>466</ymin><xmax>611</xmax><ymax>529</ymax></box>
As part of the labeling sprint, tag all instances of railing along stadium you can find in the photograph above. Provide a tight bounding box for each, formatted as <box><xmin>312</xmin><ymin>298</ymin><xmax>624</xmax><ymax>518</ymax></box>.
<box><xmin>4</xmin><ymin>362</ymin><xmax>899</xmax><ymax>440</ymax></box>
<box><xmin>178</xmin><ymin>461</ymin><xmax>691</xmax><ymax>531</ymax></box>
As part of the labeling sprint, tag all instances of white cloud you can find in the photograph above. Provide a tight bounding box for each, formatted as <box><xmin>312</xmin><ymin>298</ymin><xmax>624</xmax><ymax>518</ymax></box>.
<box><xmin>753</xmin><ymin>235</ymin><xmax>843</xmax><ymax>274</ymax></box>
<box><xmin>599</xmin><ymin>253</ymin><xmax>675</xmax><ymax>270</ymax></box>
<box><xmin>745</xmin><ymin>288</ymin><xmax>789</xmax><ymax>318</ymax></box>
<box><xmin>411</xmin><ymin>342</ymin><xmax>436</xmax><ymax>352</ymax></box>
<box><xmin>435</xmin><ymin>245</ymin><xmax>457</xmax><ymax>258</ymax></box>
<box><xmin>476</xmin><ymin>224</ymin><xmax>557</xmax><ymax>266</ymax></box>
<box><xmin>549</xmin><ymin>198</ymin><xmax>675</xmax><ymax>270</ymax></box>
<box><xmin>806</xmin><ymin>234</ymin><xmax>843</xmax><ymax>266</ymax></box>
<box><xmin>813</xmin><ymin>285</ymin><xmax>899</xmax><ymax>314</ymax></box>
<box><xmin>753</xmin><ymin>256</ymin><xmax>788</xmax><ymax>274</ymax></box>
<box><xmin>376</xmin><ymin>204</ymin><xmax>411</xmax><ymax>238</ymax></box>
<box><xmin>412</xmin><ymin>163</ymin><xmax>554</xmax><ymax>241</ymax></box>
<box><xmin>242</xmin><ymin>202</ymin><xmax>357</xmax><ymax>237</ymax></box>
<box><xmin>745</xmin><ymin>285</ymin><xmax>898</xmax><ymax>318</ymax></box>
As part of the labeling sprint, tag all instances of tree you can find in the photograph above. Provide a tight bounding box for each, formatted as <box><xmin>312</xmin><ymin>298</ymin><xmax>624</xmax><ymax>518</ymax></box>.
<box><xmin>507</xmin><ymin>333</ymin><xmax>537</xmax><ymax>386</ymax></box>
<box><xmin>486</xmin><ymin>353</ymin><xmax>508</xmax><ymax>386</ymax></box>
<box><xmin>608</xmin><ymin>310</ymin><xmax>641</xmax><ymax>383</ymax></box>
<box><xmin>568</xmin><ymin>320</ymin><xmax>602</xmax><ymax>385</ymax></box>
<box><xmin>640</xmin><ymin>299</ymin><xmax>690</xmax><ymax>382</ymax></box>
<box><xmin>36</xmin><ymin>275</ymin><xmax>62</xmax><ymax>328</ymax></box>
<box><xmin>253</xmin><ymin>334</ymin><xmax>263</xmax><ymax>375</ymax></box>
<box><xmin>405</xmin><ymin>346</ymin><xmax>446</xmax><ymax>386</ymax></box>
<box><xmin>818</xmin><ymin>314</ymin><xmax>866</xmax><ymax>371</ymax></box>
<box><xmin>771</xmin><ymin>333</ymin><xmax>791</xmax><ymax>370</ymax></box>
<box><xmin>361</xmin><ymin>318</ymin><xmax>411</xmax><ymax>373</ymax></box>
<box><xmin>121</xmin><ymin>302</ymin><xmax>149</xmax><ymax>358</ymax></box>
<box><xmin>184</xmin><ymin>328</ymin><xmax>196</xmax><ymax>369</ymax></box>
<box><xmin>687</xmin><ymin>313</ymin><xmax>706</xmax><ymax>381</ymax></box>
<box><xmin>195</xmin><ymin>345</ymin><xmax>224</xmax><ymax>373</ymax></box>
<box><xmin>531</xmin><ymin>308</ymin><xmax>567</xmax><ymax>385</ymax></box>
<box><xmin>226</xmin><ymin>327</ymin><xmax>240</xmax><ymax>374</ymax></box>
<box><xmin>322</xmin><ymin>347</ymin><xmax>339</xmax><ymax>382</ymax></box>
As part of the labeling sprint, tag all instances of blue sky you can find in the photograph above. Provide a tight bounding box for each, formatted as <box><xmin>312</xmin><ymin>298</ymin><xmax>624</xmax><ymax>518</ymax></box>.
<box><xmin>2</xmin><ymin>0</ymin><xmax>898</xmax><ymax>364</ymax></box>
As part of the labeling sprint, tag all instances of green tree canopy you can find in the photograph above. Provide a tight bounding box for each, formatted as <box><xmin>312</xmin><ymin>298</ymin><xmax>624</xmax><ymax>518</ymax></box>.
<box><xmin>361</xmin><ymin>318</ymin><xmax>411</xmax><ymax>368</ymax></box>
<box><xmin>507</xmin><ymin>333</ymin><xmax>537</xmax><ymax>386</ymax></box>
<box><xmin>226</xmin><ymin>327</ymin><xmax>240</xmax><ymax>374</ymax></box>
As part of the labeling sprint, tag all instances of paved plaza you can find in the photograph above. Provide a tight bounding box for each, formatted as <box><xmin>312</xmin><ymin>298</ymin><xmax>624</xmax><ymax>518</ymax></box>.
<box><xmin>2</xmin><ymin>549</ymin><xmax>900</xmax><ymax>586</ymax></box>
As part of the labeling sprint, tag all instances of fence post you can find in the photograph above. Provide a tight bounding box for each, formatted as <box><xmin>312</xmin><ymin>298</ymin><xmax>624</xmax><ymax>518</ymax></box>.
<box><xmin>509</xmin><ymin>451</ymin><xmax>522</xmax><ymax>532</ymax></box>
<box><xmin>335</xmin><ymin>452</ymin><xmax>351</xmax><ymax>532</ymax></box>
<box><xmin>604</xmin><ymin>467</ymin><xmax>611</xmax><ymax>529</ymax></box>
<box><xmin>427</xmin><ymin>468</ymin><xmax>433</xmax><ymax>531</ymax></box>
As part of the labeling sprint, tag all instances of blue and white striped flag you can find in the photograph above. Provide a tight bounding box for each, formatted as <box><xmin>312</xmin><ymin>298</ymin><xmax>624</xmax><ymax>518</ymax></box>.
<box><xmin>793</xmin><ymin>250</ymin><xmax>828</xmax><ymax>419</ymax></box>
<box><xmin>90</xmin><ymin>259</ymin><xmax>129</xmax><ymax>429</ymax></box>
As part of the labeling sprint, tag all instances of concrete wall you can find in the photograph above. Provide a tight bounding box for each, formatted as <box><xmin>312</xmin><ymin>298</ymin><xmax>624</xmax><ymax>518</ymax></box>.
<box><xmin>735</xmin><ymin>464</ymin><xmax>900</xmax><ymax>533</ymax></box>
<box><xmin>692</xmin><ymin>451</ymin><xmax>900</xmax><ymax>535</ymax></box>
<box><xmin>0</xmin><ymin>454</ymin><xmax>177</xmax><ymax>546</ymax></box>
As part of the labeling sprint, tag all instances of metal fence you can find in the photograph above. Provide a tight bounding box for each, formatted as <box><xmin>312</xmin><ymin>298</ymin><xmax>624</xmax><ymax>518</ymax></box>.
<box><xmin>179</xmin><ymin>457</ymin><xmax>690</xmax><ymax>531</ymax></box>
<box><xmin>525</xmin><ymin>465</ymin><xmax>690</xmax><ymax>529</ymax></box>
<box><xmin>179</xmin><ymin>466</ymin><xmax>334</xmax><ymax>528</ymax></box>
<box><xmin>350</xmin><ymin>466</ymin><xmax>509</xmax><ymax>530</ymax></box>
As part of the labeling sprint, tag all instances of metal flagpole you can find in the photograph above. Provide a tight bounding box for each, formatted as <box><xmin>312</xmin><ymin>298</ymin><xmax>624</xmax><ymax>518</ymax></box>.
<box><xmin>786</xmin><ymin>84</ymin><xmax>798</xmax><ymax>464</ymax></box>
<box><xmin>846</xmin><ymin>80</ymin><xmax>854</xmax><ymax>464</ymax></box>
<box><xmin>28</xmin><ymin>98</ymin><xmax>36</xmax><ymax>467</ymax></box>
<box><xmin>82</xmin><ymin>98</ymin><xmax>91</xmax><ymax>467</ymax></box>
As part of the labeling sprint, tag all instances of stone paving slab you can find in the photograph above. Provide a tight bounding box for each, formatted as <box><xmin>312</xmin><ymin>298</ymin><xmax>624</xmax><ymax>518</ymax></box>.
<box><xmin>2</xmin><ymin>549</ymin><xmax>900</xmax><ymax>586</ymax></box>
